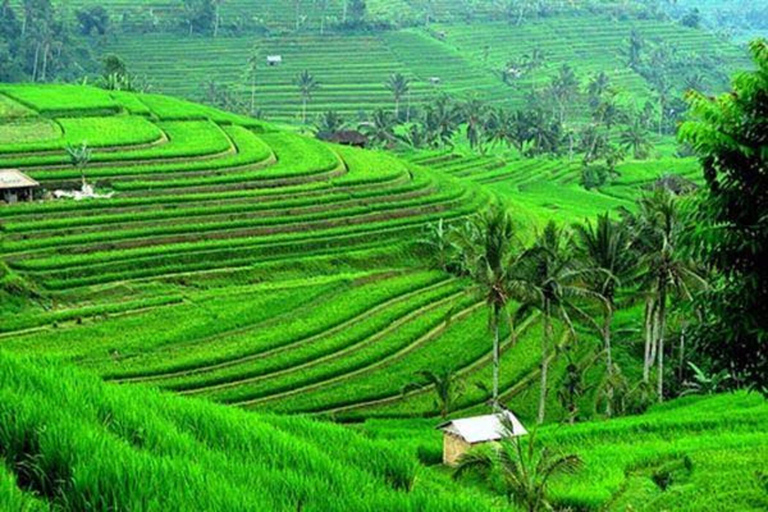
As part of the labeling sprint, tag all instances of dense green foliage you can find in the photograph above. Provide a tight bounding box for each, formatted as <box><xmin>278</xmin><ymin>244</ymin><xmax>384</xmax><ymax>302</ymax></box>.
<box><xmin>0</xmin><ymin>13</ymin><xmax>765</xmax><ymax>508</ymax></box>
<box><xmin>680</xmin><ymin>40</ymin><xmax>768</xmax><ymax>393</ymax></box>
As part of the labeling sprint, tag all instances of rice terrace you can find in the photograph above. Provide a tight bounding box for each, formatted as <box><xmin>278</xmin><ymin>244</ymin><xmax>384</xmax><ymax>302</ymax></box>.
<box><xmin>0</xmin><ymin>1</ymin><xmax>766</xmax><ymax>511</ymax></box>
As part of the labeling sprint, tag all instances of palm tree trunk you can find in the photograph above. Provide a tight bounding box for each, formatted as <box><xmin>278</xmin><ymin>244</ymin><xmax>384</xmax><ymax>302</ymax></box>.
<box><xmin>538</xmin><ymin>300</ymin><xmax>551</xmax><ymax>425</ymax></box>
<box><xmin>492</xmin><ymin>307</ymin><xmax>500</xmax><ymax>411</ymax></box>
<box><xmin>656</xmin><ymin>285</ymin><xmax>667</xmax><ymax>402</ymax></box>
<box><xmin>32</xmin><ymin>42</ymin><xmax>40</xmax><ymax>82</ymax></box>
<box><xmin>643</xmin><ymin>298</ymin><xmax>654</xmax><ymax>383</ymax></box>
<box><xmin>250</xmin><ymin>76</ymin><xmax>256</xmax><ymax>115</ymax></box>
<box><xmin>302</xmin><ymin>97</ymin><xmax>307</xmax><ymax>124</ymax></box>
<box><xmin>604</xmin><ymin>305</ymin><xmax>614</xmax><ymax>417</ymax></box>
<box><xmin>678</xmin><ymin>326</ymin><xmax>686</xmax><ymax>382</ymax></box>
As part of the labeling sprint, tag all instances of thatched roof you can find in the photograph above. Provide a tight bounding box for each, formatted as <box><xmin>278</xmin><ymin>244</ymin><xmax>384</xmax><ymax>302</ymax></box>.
<box><xmin>0</xmin><ymin>169</ymin><xmax>39</xmax><ymax>190</ymax></box>
<box><xmin>316</xmin><ymin>130</ymin><xmax>368</xmax><ymax>148</ymax></box>
<box><xmin>647</xmin><ymin>174</ymin><xmax>699</xmax><ymax>195</ymax></box>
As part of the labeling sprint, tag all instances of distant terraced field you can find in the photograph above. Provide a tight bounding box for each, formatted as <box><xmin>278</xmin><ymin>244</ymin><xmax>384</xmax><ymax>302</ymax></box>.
<box><xmin>102</xmin><ymin>12</ymin><xmax>750</xmax><ymax>123</ymax></box>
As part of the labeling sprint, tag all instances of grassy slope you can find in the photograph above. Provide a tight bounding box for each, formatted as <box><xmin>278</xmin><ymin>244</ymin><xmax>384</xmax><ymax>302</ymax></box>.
<box><xmin>101</xmin><ymin>12</ymin><xmax>750</xmax><ymax>122</ymax></box>
<box><xmin>0</xmin><ymin>351</ymin><xmax>494</xmax><ymax>511</ymax></box>
<box><xmin>359</xmin><ymin>392</ymin><xmax>768</xmax><ymax>512</ymax></box>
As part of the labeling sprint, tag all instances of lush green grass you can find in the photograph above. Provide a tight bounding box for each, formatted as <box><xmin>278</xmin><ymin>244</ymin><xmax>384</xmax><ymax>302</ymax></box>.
<box><xmin>99</xmin><ymin>12</ymin><xmax>748</xmax><ymax>122</ymax></box>
<box><xmin>0</xmin><ymin>350</ymin><xmax>492</xmax><ymax>511</ymax></box>
<box><xmin>359</xmin><ymin>392</ymin><xmax>768</xmax><ymax>511</ymax></box>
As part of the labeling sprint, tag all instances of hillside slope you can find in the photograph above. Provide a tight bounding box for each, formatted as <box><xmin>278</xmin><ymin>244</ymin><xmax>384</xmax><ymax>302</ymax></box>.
<box><xmin>0</xmin><ymin>351</ymin><xmax>492</xmax><ymax>511</ymax></box>
<box><xmin>101</xmin><ymin>11</ymin><xmax>750</xmax><ymax>122</ymax></box>
<box><xmin>360</xmin><ymin>392</ymin><xmax>768</xmax><ymax>511</ymax></box>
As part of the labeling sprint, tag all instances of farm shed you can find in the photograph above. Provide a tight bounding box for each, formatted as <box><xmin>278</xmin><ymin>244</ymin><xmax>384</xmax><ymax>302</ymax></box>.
<box><xmin>266</xmin><ymin>55</ymin><xmax>283</xmax><ymax>66</ymax></box>
<box><xmin>0</xmin><ymin>169</ymin><xmax>39</xmax><ymax>203</ymax></box>
<box><xmin>316</xmin><ymin>130</ymin><xmax>368</xmax><ymax>148</ymax></box>
<box><xmin>437</xmin><ymin>410</ymin><xmax>527</xmax><ymax>466</ymax></box>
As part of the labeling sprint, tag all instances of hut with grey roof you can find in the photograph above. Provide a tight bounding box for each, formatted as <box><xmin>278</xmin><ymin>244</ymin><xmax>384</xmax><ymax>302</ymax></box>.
<box><xmin>0</xmin><ymin>169</ymin><xmax>39</xmax><ymax>203</ymax></box>
<box><xmin>437</xmin><ymin>410</ymin><xmax>527</xmax><ymax>465</ymax></box>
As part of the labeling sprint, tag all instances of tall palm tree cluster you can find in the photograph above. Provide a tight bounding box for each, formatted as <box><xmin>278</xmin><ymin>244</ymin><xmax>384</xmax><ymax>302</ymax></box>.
<box><xmin>421</xmin><ymin>189</ymin><xmax>705</xmax><ymax>424</ymax></box>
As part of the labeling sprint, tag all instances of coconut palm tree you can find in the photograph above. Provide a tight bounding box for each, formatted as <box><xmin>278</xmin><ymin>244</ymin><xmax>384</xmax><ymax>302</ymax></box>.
<box><xmin>294</xmin><ymin>70</ymin><xmax>319</xmax><ymax>125</ymax></box>
<box><xmin>316</xmin><ymin>110</ymin><xmax>345</xmax><ymax>133</ymax></box>
<box><xmin>453</xmin><ymin>206</ymin><xmax>520</xmax><ymax>410</ymax></box>
<box><xmin>386</xmin><ymin>72</ymin><xmax>410</xmax><ymax>120</ymax></box>
<box><xmin>420</xmin><ymin>218</ymin><xmax>455</xmax><ymax>272</ymax></box>
<box><xmin>424</xmin><ymin>95</ymin><xmax>460</xmax><ymax>148</ymax></box>
<box><xmin>361</xmin><ymin>109</ymin><xmax>396</xmax><ymax>147</ymax></box>
<box><xmin>245</xmin><ymin>48</ymin><xmax>259</xmax><ymax>114</ymax></box>
<box><xmin>587</xmin><ymin>71</ymin><xmax>611</xmax><ymax>109</ymax></box>
<box><xmin>514</xmin><ymin>221</ymin><xmax>598</xmax><ymax>424</ymax></box>
<box><xmin>402</xmin><ymin>368</ymin><xmax>464</xmax><ymax>419</ymax></box>
<box><xmin>573</xmin><ymin>214</ymin><xmax>636</xmax><ymax>416</ymax></box>
<box><xmin>620</xmin><ymin>119</ymin><xmax>652</xmax><ymax>159</ymax></box>
<box><xmin>461</xmin><ymin>97</ymin><xmax>488</xmax><ymax>152</ymax></box>
<box><xmin>454</xmin><ymin>425</ymin><xmax>582</xmax><ymax>512</ymax></box>
<box><xmin>629</xmin><ymin>190</ymin><xmax>707</xmax><ymax>401</ymax></box>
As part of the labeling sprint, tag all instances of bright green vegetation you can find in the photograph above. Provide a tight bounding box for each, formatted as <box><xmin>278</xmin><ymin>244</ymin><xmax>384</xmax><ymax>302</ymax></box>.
<box><xmin>0</xmin><ymin>351</ymin><xmax>491</xmax><ymax>511</ymax></box>
<box><xmin>360</xmin><ymin>392</ymin><xmax>768</xmax><ymax>511</ymax></box>
<box><xmin>102</xmin><ymin>11</ymin><xmax>749</xmax><ymax>122</ymax></box>
<box><xmin>0</xmin><ymin>85</ymin><xmax>521</xmax><ymax>422</ymax></box>
<box><xmin>1</xmin><ymin>38</ymin><xmax>765</xmax><ymax>510</ymax></box>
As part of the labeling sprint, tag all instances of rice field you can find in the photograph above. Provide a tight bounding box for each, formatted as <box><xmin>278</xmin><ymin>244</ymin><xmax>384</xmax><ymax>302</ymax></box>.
<box><xmin>0</xmin><ymin>84</ymin><xmax>552</xmax><ymax>424</ymax></box>
<box><xmin>100</xmin><ymin>11</ymin><xmax>750</xmax><ymax>122</ymax></box>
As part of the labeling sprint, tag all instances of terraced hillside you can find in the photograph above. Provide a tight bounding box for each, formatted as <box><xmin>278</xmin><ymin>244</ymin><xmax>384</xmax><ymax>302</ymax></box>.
<box><xmin>402</xmin><ymin>146</ymin><xmax>702</xmax><ymax>225</ymax></box>
<box><xmin>1</xmin><ymin>84</ymin><xmax>579</xmax><ymax>423</ymax></box>
<box><xmin>360</xmin><ymin>392</ymin><xmax>768</xmax><ymax>511</ymax></box>
<box><xmin>103</xmin><ymin>12</ymin><xmax>750</xmax><ymax>122</ymax></box>
<box><xmin>0</xmin><ymin>351</ymin><xmax>495</xmax><ymax>511</ymax></box>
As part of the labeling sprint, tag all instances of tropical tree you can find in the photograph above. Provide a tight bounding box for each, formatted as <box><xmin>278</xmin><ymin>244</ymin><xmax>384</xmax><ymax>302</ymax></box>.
<box><xmin>386</xmin><ymin>72</ymin><xmax>410</xmax><ymax>120</ymax></box>
<box><xmin>629</xmin><ymin>190</ymin><xmax>706</xmax><ymax>401</ymax></box>
<box><xmin>527</xmin><ymin>109</ymin><xmax>562</xmax><ymax>156</ymax></box>
<box><xmin>402</xmin><ymin>368</ymin><xmax>464</xmax><ymax>419</ymax></box>
<box><xmin>573</xmin><ymin>213</ymin><xmax>636</xmax><ymax>416</ymax></box>
<box><xmin>461</xmin><ymin>97</ymin><xmax>488</xmax><ymax>152</ymax></box>
<box><xmin>361</xmin><ymin>109</ymin><xmax>396</xmax><ymax>147</ymax></box>
<box><xmin>557</xmin><ymin>346</ymin><xmax>592</xmax><ymax>424</ymax></box>
<box><xmin>587</xmin><ymin>71</ymin><xmax>611</xmax><ymax>109</ymax></box>
<box><xmin>453</xmin><ymin>206</ymin><xmax>520</xmax><ymax>410</ymax></box>
<box><xmin>454</xmin><ymin>425</ymin><xmax>582</xmax><ymax>512</ymax></box>
<box><xmin>484</xmin><ymin>108</ymin><xmax>517</xmax><ymax>149</ymax></box>
<box><xmin>245</xmin><ymin>48</ymin><xmax>259</xmax><ymax>114</ymax></box>
<box><xmin>549</xmin><ymin>64</ymin><xmax>579</xmax><ymax>125</ymax></box>
<box><xmin>626</xmin><ymin>28</ymin><xmax>644</xmax><ymax>70</ymax></box>
<box><xmin>294</xmin><ymin>69</ymin><xmax>319</xmax><ymax>124</ymax></box>
<box><xmin>620</xmin><ymin>119</ymin><xmax>652</xmax><ymax>159</ymax></box>
<box><xmin>679</xmin><ymin>39</ymin><xmax>768</xmax><ymax>394</ymax></box>
<box><xmin>522</xmin><ymin>48</ymin><xmax>545</xmax><ymax>95</ymax></box>
<box><xmin>515</xmin><ymin>221</ymin><xmax>596</xmax><ymax>424</ymax></box>
<box><xmin>316</xmin><ymin>110</ymin><xmax>345</xmax><ymax>133</ymax></box>
<box><xmin>65</xmin><ymin>142</ymin><xmax>91</xmax><ymax>188</ymax></box>
<box><xmin>423</xmin><ymin>95</ymin><xmax>460</xmax><ymax>148</ymax></box>
<box><xmin>420</xmin><ymin>218</ymin><xmax>455</xmax><ymax>272</ymax></box>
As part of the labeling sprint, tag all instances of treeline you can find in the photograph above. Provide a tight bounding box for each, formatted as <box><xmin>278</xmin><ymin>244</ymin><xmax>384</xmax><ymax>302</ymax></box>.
<box><xmin>419</xmin><ymin>39</ymin><xmax>768</xmax><ymax>424</ymax></box>
<box><xmin>0</xmin><ymin>0</ymin><xmax>103</xmax><ymax>82</ymax></box>
<box><xmin>0</xmin><ymin>0</ymin><xmax>691</xmax><ymax>41</ymax></box>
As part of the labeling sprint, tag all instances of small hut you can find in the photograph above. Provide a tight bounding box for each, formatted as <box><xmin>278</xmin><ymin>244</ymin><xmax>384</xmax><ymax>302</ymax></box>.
<box><xmin>316</xmin><ymin>130</ymin><xmax>368</xmax><ymax>148</ymax></box>
<box><xmin>429</xmin><ymin>77</ymin><xmax>442</xmax><ymax>86</ymax></box>
<box><xmin>437</xmin><ymin>410</ymin><xmax>527</xmax><ymax>466</ymax></box>
<box><xmin>0</xmin><ymin>169</ymin><xmax>39</xmax><ymax>203</ymax></box>
<box><xmin>266</xmin><ymin>55</ymin><xmax>283</xmax><ymax>66</ymax></box>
